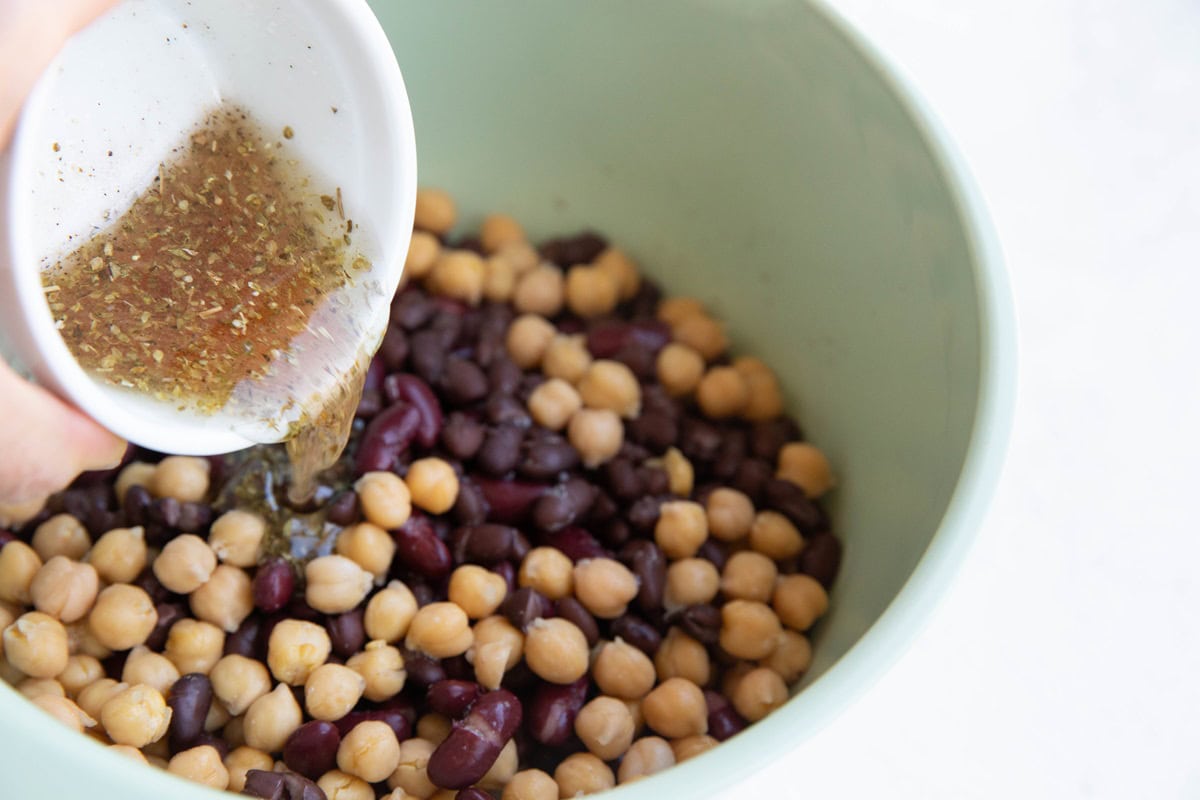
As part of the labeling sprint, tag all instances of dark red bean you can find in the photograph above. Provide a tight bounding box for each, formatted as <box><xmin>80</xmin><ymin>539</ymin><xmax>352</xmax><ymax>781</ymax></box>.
<box><xmin>326</xmin><ymin>608</ymin><xmax>366</xmax><ymax>659</ymax></box>
<box><xmin>427</xmin><ymin>680</ymin><xmax>483</xmax><ymax>718</ymax></box>
<box><xmin>224</xmin><ymin>615</ymin><xmax>263</xmax><ymax>658</ymax></box>
<box><xmin>531</xmin><ymin>478</ymin><xmax>595</xmax><ymax>532</ymax></box>
<box><xmin>379</xmin><ymin>323</ymin><xmax>410</xmax><ymax>371</ymax></box>
<box><xmin>383</xmin><ymin>374</ymin><xmax>444</xmax><ymax>448</ymax></box>
<box><xmin>612</xmin><ymin>342</ymin><xmax>657</xmax><ymax>381</ymax></box>
<box><xmin>705</xmin><ymin>690</ymin><xmax>748</xmax><ymax>741</ymax></box>
<box><xmin>402</xmin><ymin>648</ymin><xmax>447</xmax><ymax>687</ymax></box>
<box><xmin>442</xmin><ymin>413</ymin><xmax>486</xmax><ymax>460</ymax></box>
<box><xmin>491</xmin><ymin>560</ymin><xmax>517</xmax><ymax>593</ymax></box>
<box><xmin>241</xmin><ymin>769</ymin><xmax>327</xmax><ymax>800</ymax></box>
<box><xmin>525</xmin><ymin>678</ymin><xmax>587</xmax><ymax>746</ymax></box>
<box><xmin>0</xmin><ymin>531</ymin><xmax>14</xmax><ymax>549</ymax></box>
<box><xmin>442</xmin><ymin>654</ymin><xmax>475</xmax><ymax>681</ymax></box>
<box><xmin>167</xmin><ymin>673</ymin><xmax>213</xmax><ymax>752</ymax></box>
<box><xmin>364</xmin><ymin>355</ymin><xmax>387</xmax><ymax>393</ymax></box>
<box><xmin>146</xmin><ymin>601</ymin><xmax>188</xmax><ymax>651</ymax></box>
<box><xmin>554</xmin><ymin>598</ymin><xmax>599</xmax><ymax>647</ymax></box>
<box><xmin>538</xmin><ymin>231</ymin><xmax>607</xmax><ymax>267</ymax></box>
<box><xmin>355</xmin><ymin>403</ymin><xmax>421</xmax><ymax>475</ymax></box>
<box><xmin>798</xmin><ymin>532</ymin><xmax>842</xmax><ymax>588</ymax></box>
<box><xmin>428</xmin><ymin>690</ymin><xmax>523</xmax><ymax>790</ymax></box>
<box><xmin>392</xmin><ymin>289</ymin><xmax>436</xmax><ymax>330</ymax></box>
<box><xmin>333</xmin><ymin>708</ymin><xmax>412</xmax><ymax>742</ymax></box>
<box><xmin>518</xmin><ymin>434</ymin><xmax>578</xmax><ymax>481</ymax></box>
<box><xmin>750</xmin><ymin>418</ymin><xmax>803</xmax><ymax>462</ymax></box>
<box><xmin>253</xmin><ymin>559</ymin><xmax>295</xmax><ymax>613</ymax></box>
<box><xmin>619</xmin><ymin>540</ymin><xmax>666</xmax><ymax>612</ymax></box>
<box><xmin>283</xmin><ymin>720</ymin><xmax>341</xmax><ymax>780</ymax></box>
<box><xmin>763</xmin><ymin>478</ymin><xmax>825</xmax><ymax>533</ymax></box>
<box><xmin>675</xmin><ymin>604</ymin><xmax>722</xmax><ymax>646</ymax></box>
<box><xmin>410</xmin><ymin>329</ymin><xmax>449</xmax><ymax>385</ymax></box>
<box><xmin>610</xmin><ymin>615</ymin><xmax>662</xmax><ymax>658</ymax></box>
<box><xmin>542</xmin><ymin>527</ymin><xmax>608</xmax><ymax>562</ymax></box>
<box><xmin>584</xmin><ymin>319</ymin><xmax>670</xmax><ymax>357</ymax></box>
<box><xmin>324</xmin><ymin>490</ymin><xmax>361</xmax><ymax>527</ymax></box>
<box><xmin>441</xmin><ymin>357</ymin><xmax>489</xmax><ymax>406</ymax></box>
<box><xmin>474</xmin><ymin>479</ymin><xmax>545</xmax><ymax>524</ymax></box>
<box><xmin>285</xmin><ymin>597</ymin><xmax>324</xmax><ymax>625</ymax></box>
<box><xmin>451</xmin><ymin>524</ymin><xmax>518</xmax><ymax>565</ymax></box>
<box><xmin>393</xmin><ymin>513</ymin><xmax>452</xmax><ymax>579</ymax></box>
<box><xmin>500</xmin><ymin>587</ymin><xmax>553</xmax><ymax>632</ymax></box>
<box><xmin>679</xmin><ymin>417</ymin><xmax>722</xmax><ymax>463</ymax></box>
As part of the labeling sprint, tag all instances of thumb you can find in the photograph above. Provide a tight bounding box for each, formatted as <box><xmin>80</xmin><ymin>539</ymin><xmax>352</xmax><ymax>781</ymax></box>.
<box><xmin>0</xmin><ymin>359</ymin><xmax>126</xmax><ymax>505</ymax></box>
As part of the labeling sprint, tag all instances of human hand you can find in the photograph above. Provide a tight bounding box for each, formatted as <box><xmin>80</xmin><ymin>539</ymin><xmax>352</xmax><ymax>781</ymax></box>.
<box><xmin>0</xmin><ymin>0</ymin><xmax>125</xmax><ymax>516</ymax></box>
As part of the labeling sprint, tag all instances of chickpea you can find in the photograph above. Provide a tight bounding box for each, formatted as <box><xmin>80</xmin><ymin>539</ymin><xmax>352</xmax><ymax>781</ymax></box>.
<box><xmin>417</xmin><ymin>712</ymin><xmax>451</xmax><ymax>744</ymax></box>
<box><xmin>365</xmin><ymin>580</ymin><xmax>419</xmax><ymax>643</ymax></box>
<box><xmin>502</xmin><ymin>768</ymin><xmax>558</xmax><ymax>800</ymax></box>
<box><xmin>336</xmin><ymin>522</ymin><xmax>397</xmax><ymax>583</ymax></box>
<box><xmin>654</xmin><ymin>627</ymin><xmax>711</xmax><ymax>686</ymax></box>
<box><xmin>77</xmin><ymin>678</ymin><xmax>125</xmax><ymax>720</ymax></box>
<box><xmin>593</xmin><ymin>247</ymin><xmax>640</xmax><ymax>301</ymax></box>
<box><xmin>658</xmin><ymin>446</ymin><xmax>694</xmax><ymax>497</ymax></box>
<box><xmin>100</xmin><ymin>683</ymin><xmax>172</xmax><ymax>747</ymax></box>
<box><xmin>210</xmin><ymin>653</ymin><xmax>272</xmax><ymax>715</ymax></box>
<box><xmin>593</xmin><ymin>638</ymin><xmax>656</xmax><ymax>700</ymax></box>
<box><xmin>469</xmin><ymin>615</ymin><xmax>523</xmax><ymax>690</ymax></box>
<box><xmin>404</xmin><ymin>458</ymin><xmax>459</xmax><ymax>515</ymax></box>
<box><xmin>642</xmin><ymin>677</ymin><xmax>708</xmax><ymax>738</ymax></box>
<box><xmin>517</xmin><ymin>547</ymin><xmax>574</xmax><ymax>601</ymax></box>
<box><xmin>506</xmin><ymin>313</ymin><xmax>557</xmax><ymax>369</ymax></box>
<box><xmin>730</xmin><ymin>666</ymin><xmax>789</xmax><ymax>722</ymax></box>
<box><xmin>153</xmin><ymin>533</ymin><xmax>217</xmax><ymax>594</ymax></box>
<box><xmin>338</xmin><ymin>719</ymin><xmax>402</xmax><ymax>783</ymax></box>
<box><xmin>33</xmin><ymin>694</ymin><xmax>96</xmax><ymax>732</ymax></box>
<box><xmin>319</xmin><ymin>770</ymin><xmax>375</xmax><ymax>800</ymax></box>
<box><xmin>32</xmin><ymin>514</ymin><xmax>90</xmax><ymax>561</ymax></box>
<box><xmin>405</xmin><ymin>602</ymin><xmax>473</xmax><ymax>659</ymax></box>
<box><xmin>0</xmin><ymin>540</ymin><xmax>41</xmax><ymax>604</ymax></box>
<box><xmin>483</xmin><ymin>254</ymin><xmax>517</xmax><ymax>303</ymax></box>
<box><xmin>672</xmin><ymin>313</ymin><xmax>728</xmax><ymax>361</ymax></box>
<box><xmin>720</xmin><ymin>551</ymin><xmax>778</xmax><ymax>603</ymax></box>
<box><xmin>540</xmin><ymin>334</ymin><xmax>592</xmax><ymax>384</ymax></box>
<box><xmin>671</xmin><ymin>734</ymin><xmax>718</xmax><ymax>762</ymax></box>
<box><xmin>168</xmin><ymin>744</ymin><xmax>229</xmax><ymax>790</ymax></box>
<box><xmin>150</xmin><ymin>455</ymin><xmax>210</xmax><ymax>503</ymax></box>
<box><xmin>58</xmin><ymin>653</ymin><xmax>104</xmax><ymax>695</ymax></box>
<box><xmin>719</xmin><ymin>600</ymin><xmax>783</xmax><ymax>660</ymax></box>
<box><xmin>19</xmin><ymin>677</ymin><xmax>64</xmax><ymax>700</ymax></box>
<box><xmin>564</xmin><ymin>264</ymin><xmax>619</xmax><ymax>318</ymax></box>
<box><xmin>429</xmin><ymin>250</ymin><xmax>485</xmax><ymax>306</ymax></box>
<box><xmin>225</xmin><ymin>746</ymin><xmax>274</xmax><ymax>793</ymax></box>
<box><xmin>109</xmin><ymin>744</ymin><xmax>149</xmax><ymax>764</ymax></box>
<box><xmin>354</xmin><ymin>472</ymin><xmax>413</xmax><ymax>530</ymax></box>
<box><xmin>67</xmin><ymin>615</ymin><xmax>114</xmax><ymax>659</ymax></box>
<box><xmin>243</xmin><ymin>682</ymin><xmax>303</xmax><ymax>753</ymax></box>
<box><xmin>577</xmin><ymin>360</ymin><xmax>641</xmax><ymax>419</ymax></box>
<box><xmin>663</xmin><ymin>558</ymin><xmax>720</xmax><ymax>610</ymax></box>
<box><xmin>114</xmin><ymin>461</ymin><xmax>156</xmax><ymax>503</ymax></box>
<box><xmin>478</xmin><ymin>738</ymin><xmax>519</xmax><ymax>790</ymax></box>
<box><xmin>268</xmin><ymin>618</ymin><xmax>332</xmax><ymax>685</ymax></box>
<box><xmin>164</xmin><ymin>619</ymin><xmax>225</xmax><ymax>675</ymax></box>
<box><xmin>524</xmin><ymin>617</ymin><xmax>589</xmax><ymax>684</ymax></box>
<box><xmin>404</xmin><ymin>230</ymin><xmax>441</xmax><ymax>280</ymax></box>
<box><xmin>347</xmin><ymin>640</ymin><xmax>407</xmax><ymax>702</ymax></box>
<box><xmin>480</xmin><ymin>213</ymin><xmax>526</xmax><ymax>253</ymax></box>
<box><xmin>553</xmin><ymin>752</ymin><xmax>614</xmax><ymax>798</ymax></box>
<box><xmin>656</xmin><ymin>296</ymin><xmax>705</xmax><ymax>326</ymax></box>
<box><xmin>706</xmin><ymin>488</ymin><xmax>755</xmax><ymax>542</ymax></box>
<box><xmin>305</xmin><ymin>555</ymin><xmax>373</xmax><ymax>614</ymax></box>
<box><xmin>88</xmin><ymin>584</ymin><xmax>157</xmax><ymax>651</ymax></box>
<box><xmin>448</xmin><ymin>564</ymin><xmax>508</xmax><ymax>619</ymax></box>
<box><xmin>654</xmin><ymin>500</ymin><xmax>708</xmax><ymax>559</ymax></box>
<box><xmin>512</xmin><ymin>263</ymin><xmax>564</xmax><ymax>317</ymax></box>
<box><xmin>733</xmin><ymin>357</ymin><xmax>785</xmax><ymax>421</ymax></box>
<box><xmin>748</xmin><ymin>511</ymin><xmax>805</xmax><ymax>560</ymax></box>
<box><xmin>696</xmin><ymin>366</ymin><xmax>750</xmax><ymax>419</ymax></box>
<box><xmin>761</xmin><ymin>629</ymin><xmax>812</xmax><ymax>683</ymax></box>
<box><xmin>305</xmin><ymin>662</ymin><xmax>366</xmax><ymax>721</ymax></box>
<box><xmin>527</xmin><ymin>378</ymin><xmax>583</xmax><ymax>432</ymax></box>
<box><xmin>656</xmin><ymin>342</ymin><xmax>705</xmax><ymax>397</ymax></box>
<box><xmin>208</xmin><ymin>511</ymin><xmax>266</xmax><ymax>568</ymax></box>
<box><xmin>414</xmin><ymin>187</ymin><xmax>457</xmax><ymax>234</ymax></box>
<box><xmin>387</xmin><ymin>737</ymin><xmax>436</xmax><ymax>798</ymax></box>
<box><xmin>617</xmin><ymin>736</ymin><xmax>675</xmax><ymax>784</ymax></box>
<box><xmin>87</xmin><ymin>526</ymin><xmax>147</xmax><ymax>583</ymax></box>
<box><xmin>204</xmin><ymin>698</ymin><xmax>231</xmax><ymax>733</ymax></box>
<box><xmin>122</xmin><ymin>645</ymin><xmax>181</xmax><ymax>696</ymax></box>
<box><xmin>772</xmin><ymin>573</ymin><xmax>829</xmax><ymax>631</ymax></box>
<box><xmin>190</xmin><ymin>563</ymin><xmax>254</xmax><ymax>633</ymax></box>
<box><xmin>566</xmin><ymin>408</ymin><xmax>624</xmax><ymax>468</ymax></box>
<box><xmin>574</xmin><ymin>696</ymin><xmax>635</xmax><ymax>761</ymax></box>
<box><xmin>573</xmin><ymin>558</ymin><xmax>638</xmax><ymax>619</ymax></box>
<box><xmin>776</xmin><ymin>442</ymin><xmax>835</xmax><ymax>498</ymax></box>
<box><xmin>30</xmin><ymin>556</ymin><xmax>99</xmax><ymax>623</ymax></box>
<box><xmin>495</xmin><ymin>240</ymin><xmax>540</xmax><ymax>275</ymax></box>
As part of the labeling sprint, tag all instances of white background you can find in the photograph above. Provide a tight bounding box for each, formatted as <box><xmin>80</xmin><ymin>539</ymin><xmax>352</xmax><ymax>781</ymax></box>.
<box><xmin>728</xmin><ymin>2</ymin><xmax>1200</xmax><ymax>797</ymax></box>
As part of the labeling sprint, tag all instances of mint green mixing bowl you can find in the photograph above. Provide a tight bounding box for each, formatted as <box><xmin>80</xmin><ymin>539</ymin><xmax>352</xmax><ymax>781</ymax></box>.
<box><xmin>0</xmin><ymin>2</ymin><xmax>1013</xmax><ymax>797</ymax></box>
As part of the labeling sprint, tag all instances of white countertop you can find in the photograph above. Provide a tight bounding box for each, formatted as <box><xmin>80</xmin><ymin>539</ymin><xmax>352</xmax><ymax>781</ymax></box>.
<box><xmin>727</xmin><ymin>3</ymin><xmax>1200</xmax><ymax>797</ymax></box>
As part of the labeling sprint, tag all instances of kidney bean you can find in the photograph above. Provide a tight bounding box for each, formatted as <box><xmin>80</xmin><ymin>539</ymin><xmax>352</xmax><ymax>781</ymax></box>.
<box><xmin>392</xmin><ymin>289</ymin><xmax>436</xmax><ymax>330</ymax></box>
<box><xmin>475</xmin><ymin>478</ymin><xmax>545</xmax><ymax>524</ymax></box>
<box><xmin>705</xmin><ymin>690</ymin><xmax>748</xmax><ymax>741</ymax></box>
<box><xmin>428</xmin><ymin>689</ymin><xmax>523</xmax><ymax>790</ymax></box>
<box><xmin>167</xmin><ymin>673</ymin><xmax>213</xmax><ymax>752</ymax></box>
<box><xmin>393</xmin><ymin>513</ymin><xmax>452</xmax><ymax>579</ymax></box>
<box><xmin>542</xmin><ymin>527</ymin><xmax>608</xmax><ymax>562</ymax></box>
<box><xmin>442</xmin><ymin>412</ymin><xmax>486</xmax><ymax>460</ymax></box>
<box><xmin>361</xmin><ymin>355</ymin><xmax>386</xmax><ymax>394</ymax></box>
<box><xmin>324</xmin><ymin>491</ymin><xmax>361</xmax><ymax>527</ymax></box>
<box><xmin>618</xmin><ymin>540</ymin><xmax>666</xmax><ymax>613</ymax></box>
<box><xmin>475</xmin><ymin>425</ymin><xmax>523</xmax><ymax>476</ymax></box>
<box><xmin>428</xmin><ymin>680</ymin><xmax>483</xmax><ymax>718</ymax></box>
<box><xmin>798</xmin><ymin>532</ymin><xmax>842</xmax><ymax>588</ymax></box>
<box><xmin>679</xmin><ymin>417</ymin><xmax>722</xmax><ymax>463</ymax></box>
<box><xmin>538</xmin><ymin>231</ymin><xmax>607</xmax><ymax>267</ymax></box>
<box><xmin>730</xmin><ymin>458</ymin><xmax>772</xmax><ymax>503</ymax></box>
<box><xmin>519</xmin><ymin>433</ymin><xmax>579</xmax><ymax>481</ymax></box>
<box><xmin>253</xmin><ymin>558</ymin><xmax>295</xmax><ymax>613</ymax></box>
<box><xmin>224</xmin><ymin>614</ymin><xmax>263</xmax><ymax>658</ymax></box>
<box><xmin>525</xmin><ymin>678</ymin><xmax>587</xmax><ymax>747</ymax></box>
<box><xmin>379</xmin><ymin>323</ymin><xmax>410</xmax><ymax>371</ymax></box>
<box><xmin>763</xmin><ymin>478</ymin><xmax>826</xmax><ymax>533</ymax></box>
<box><xmin>242</xmin><ymin>769</ymin><xmax>326</xmax><ymax>800</ymax></box>
<box><xmin>626</xmin><ymin>495</ymin><xmax>663</xmax><ymax>532</ymax></box>
<box><xmin>355</xmin><ymin>403</ymin><xmax>421</xmax><ymax>475</ymax></box>
<box><xmin>610</xmin><ymin>615</ymin><xmax>662</xmax><ymax>658</ymax></box>
<box><xmin>333</xmin><ymin>708</ymin><xmax>412</xmax><ymax>742</ymax></box>
<box><xmin>501</xmin><ymin>587</ymin><xmax>554</xmax><ymax>632</ymax></box>
<box><xmin>554</xmin><ymin>598</ymin><xmax>599</xmax><ymax>647</ymax></box>
<box><xmin>377</xmin><ymin>375</ymin><xmax>442</xmax><ymax>449</ymax></box>
<box><xmin>353</xmin><ymin>387</ymin><xmax>382</xmax><ymax>420</ymax></box>
<box><xmin>283</xmin><ymin>720</ymin><xmax>341</xmax><ymax>780</ymax></box>
<box><xmin>402</xmin><ymin>648</ymin><xmax>447</xmax><ymax>687</ymax></box>
<box><xmin>451</xmin><ymin>524</ymin><xmax>518</xmax><ymax>565</ymax></box>
<box><xmin>627</xmin><ymin>409</ymin><xmax>678</xmax><ymax>454</ymax></box>
<box><xmin>491</xmin><ymin>560</ymin><xmax>517</xmax><ymax>593</ymax></box>
<box><xmin>145</xmin><ymin>601</ymin><xmax>188</xmax><ymax>652</ymax></box>
<box><xmin>532</xmin><ymin>478</ymin><xmax>596</xmax><ymax>532</ymax></box>
<box><xmin>326</xmin><ymin>608</ymin><xmax>366</xmax><ymax>659</ymax></box>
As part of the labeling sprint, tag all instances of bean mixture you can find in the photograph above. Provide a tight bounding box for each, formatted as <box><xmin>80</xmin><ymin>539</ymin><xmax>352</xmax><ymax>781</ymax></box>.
<box><xmin>0</xmin><ymin>188</ymin><xmax>841</xmax><ymax>799</ymax></box>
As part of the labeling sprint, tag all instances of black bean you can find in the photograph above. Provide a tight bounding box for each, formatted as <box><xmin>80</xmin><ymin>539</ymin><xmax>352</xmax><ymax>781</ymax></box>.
<box><xmin>326</xmin><ymin>608</ymin><xmax>365</xmax><ymax>659</ymax></box>
<box><xmin>625</xmin><ymin>278</ymin><xmax>663</xmax><ymax>320</ymax></box>
<box><xmin>283</xmin><ymin>720</ymin><xmax>341</xmax><ymax>780</ymax></box>
<box><xmin>189</xmin><ymin>732</ymin><xmax>229</xmax><ymax>760</ymax></box>
<box><xmin>427</xmin><ymin>680</ymin><xmax>483</xmax><ymax>718</ymax></box>
<box><xmin>519</xmin><ymin>434</ymin><xmax>579</xmax><ymax>481</ymax></box>
<box><xmin>402</xmin><ymin>648</ymin><xmax>447</xmax><ymax>687</ymax></box>
<box><xmin>476</xmin><ymin>425</ymin><xmax>524</xmax><ymax>476</ymax></box>
<box><xmin>176</xmin><ymin>502</ymin><xmax>212</xmax><ymax>534</ymax></box>
<box><xmin>676</xmin><ymin>604</ymin><xmax>722</xmax><ymax>646</ymax></box>
<box><xmin>101</xmin><ymin>650</ymin><xmax>128</xmax><ymax>681</ymax></box>
<box><xmin>627</xmin><ymin>409</ymin><xmax>678</xmax><ymax>453</ymax></box>
<box><xmin>241</xmin><ymin>769</ymin><xmax>326</xmax><ymax>800</ymax></box>
<box><xmin>598</xmin><ymin>519</ymin><xmax>632</xmax><ymax>549</ymax></box>
<box><xmin>324</xmin><ymin>491</ymin><xmax>361</xmax><ymax>527</ymax></box>
<box><xmin>491</xmin><ymin>560</ymin><xmax>517</xmax><ymax>593</ymax></box>
<box><xmin>587</xmin><ymin>491</ymin><xmax>618</xmax><ymax>525</ymax></box>
<box><xmin>392</xmin><ymin>289</ymin><xmax>436</xmax><ymax>330</ymax></box>
<box><xmin>379</xmin><ymin>323</ymin><xmax>410</xmax><ymax>371</ymax></box>
<box><xmin>487</xmin><ymin>357</ymin><xmax>523</xmax><ymax>395</ymax></box>
<box><xmin>410</xmin><ymin>329</ymin><xmax>449</xmax><ymax>385</ymax></box>
<box><xmin>355</xmin><ymin>403</ymin><xmax>420</xmax><ymax>475</ymax></box>
<box><xmin>762</xmin><ymin>478</ymin><xmax>825</xmax><ymax>533</ymax></box>
<box><xmin>679</xmin><ymin>417</ymin><xmax>722</xmax><ymax>463</ymax></box>
<box><xmin>525</xmin><ymin>678</ymin><xmax>587</xmax><ymax>746</ymax></box>
<box><xmin>696</xmin><ymin>538</ymin><xmax>728</xmax><ymax>572</ymax></box>
<box><xmin>638</xmin><ymin>466</ymin><xmax>670</xmax><ymax>497</ymax></box>
<box><xmin>224</xmin><ymin>615</ymin><xmax>263</xmax><ymax>659</ymax></box>
<box><xmin>393</xmin><ymin>513</ymin><xmax>453</xmax><ymax>579</ymax></box>
<box><xmin>611</xmin><ymin>342</ymin><xmax>657</xmax><ymax>381</ymax></box>
<box><xmin>148</xmin><ymin>496</ymin><xmax>181</xmax><ymax>529</ymax></box>
<box><xmin>541</xmin><ymin>527</ymin><xmax>609</xmax><ymax>562</ymax></box>
<box><xmin>442</xmin><ymin>413</ymin><xmax>486</xmax><ymax>460</ymax></box>
<box><xmin>452</xmin><ymin>524</ymin><xmax>518</xmax><ymax>565</ymax></box>
<box><xmin>442</xmin><ymin>654</ymin><xmax>475</xmax><ymax>681</ymax></box>
<box><xmin>134</xmin><ymin>569</ymin><xmax>173</xmax><ymax>605</ymax></box>
<box><xmin>626</xmin><ymin>495</ymin><xmax>663</xmax><ymax>532</ymax></box>
<box><xmin>122</xmin><ymin>484</ymin><xmax>153</xmax><ymax>527</ymax></box>
<box><xmin>167</xmin><ymin>673</ymin><xmax>213</xmax><ymax>752</ymax></box>
<box><xmin>619</xmin><ymin>540</ymin><xmax>666</xmax><ymax>612</ymax></box>
<box><xmin>384</xmin><ymin>374</ymin><xmax>444</xmax><ymax>448</ymax></box>
<box><xmin>711</xmin><ymin>429</ymin><xmax>748</xmax><ymax>480</ymax></box>
<box><xmin>538</xmin><ymin>231</ymin><xmax>607</xmax><ymax>267</ymax></box>
<box><xmin>452</xmin><ymin>481</ymin><xmax>489</xmax><ymax>526</ymax></box>
<box><xmin>428</xmin><ymin>689</ymin><xmax>523</xmax><ymax>790</ymax></box>
<box><xmin>604</xmin><ymin>459</ymin><xmax>642</xmax><ymax>501</ymax></box>
<box><xmin>146</xmin><ymin>601</ymin><xmax>187</xmax><ymax>652</ymax></box>
<box><xmin>485</xmin><ymin>394</ymin><xmax>530</xmax><ymax>428</ymax></box>
<box><xmin>798</xmin><ymin>532</ymin><xmax>842</xmax><ymax>589</ymax></box>
<box><xmin>429</xmin><ymin>308</ymin><xmax>465</xmax><ymax>350</ymax></box>
<box><xmin>333</xmin><ymin>708</ymin><xmax>412</xmax><ymax>742</ymax></box>
<box><xmin>253</xmin><ymin>559</ymin><xmax>295</xmax><ymax>613</ymax></box>
<box><xmin>501</xmin><ymin>587</ymin><xmax>554</xmax><ymax>632</ymax></box>
<box><xmin>730</xmin><ymin>458</ymin><xmax>772</xmax><ymax>503</ymax></box>
<box><xmin>610</xmin><ymin>615</ymin><xmax>662</xmax><ymax>658</ymax></box>
<box><xmin>474</xmin><ymin>478</ymin><xmax>545</xmax><ymax>524</ymax></box>
<box><xmin>532</xmin><ymin>478</ymin><xmax>595</xmax><ymax>532</ymax></box>
<box><xmin>750</xmin><ymin>418</ymin><xmax>802</xmax><ymax>462</ymax></box>
<box><xmin>441</xmin><ymin>357</ymin><xmax>489</xmax><ymax>406</ymax></box>
<box><xmin>554</xmin><ymin>598</ymin><xmax>599</xmax><ymax>647</ymax></box>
